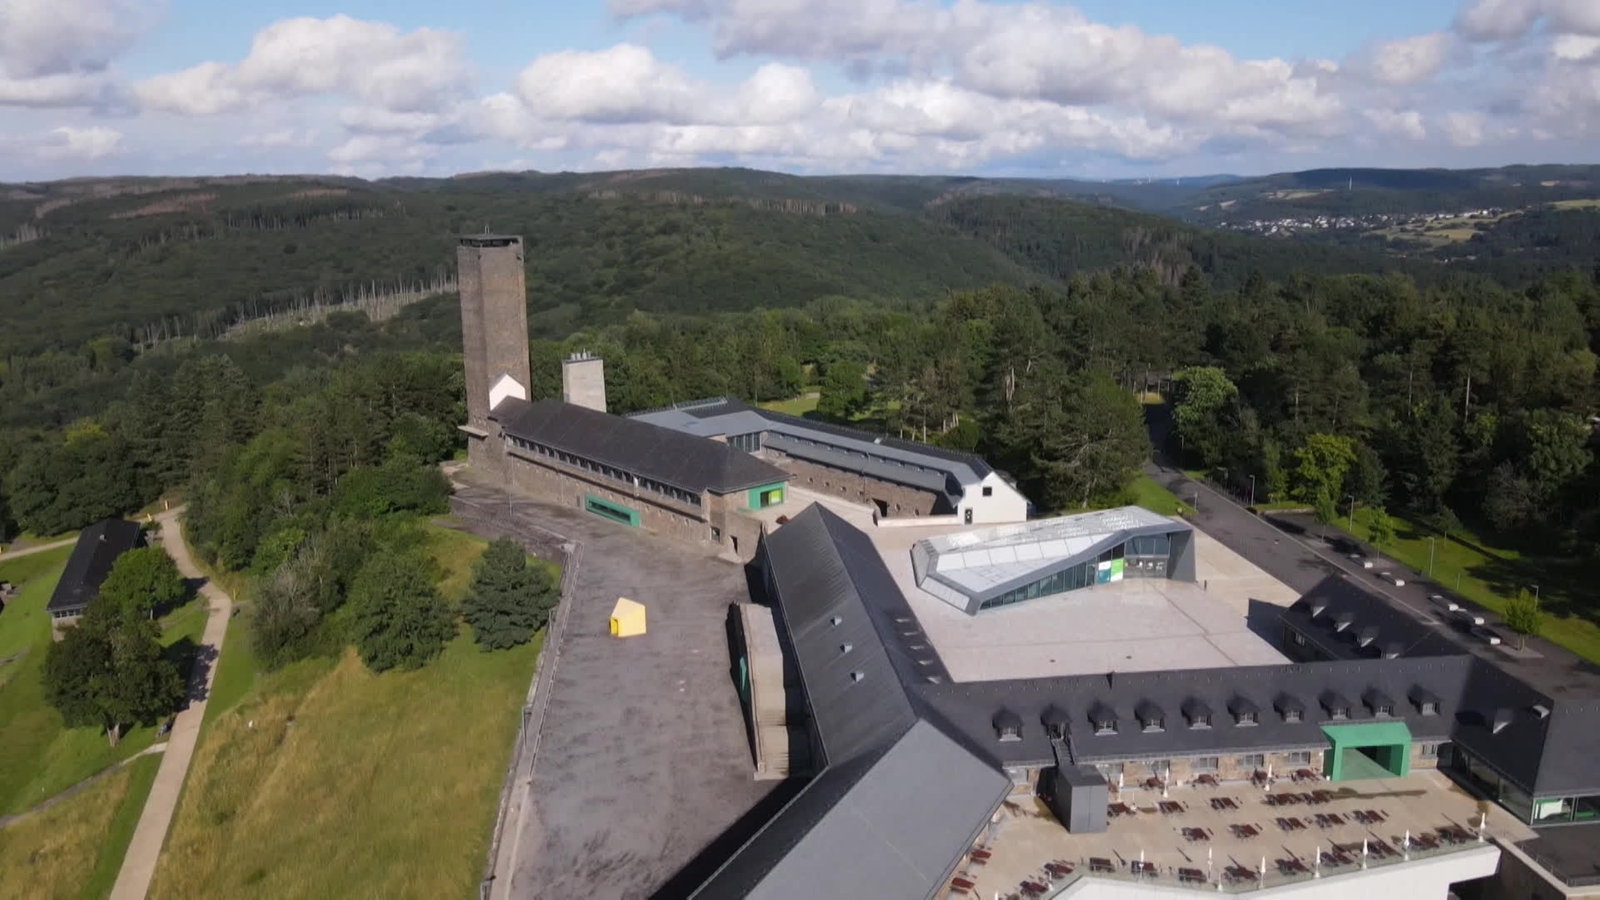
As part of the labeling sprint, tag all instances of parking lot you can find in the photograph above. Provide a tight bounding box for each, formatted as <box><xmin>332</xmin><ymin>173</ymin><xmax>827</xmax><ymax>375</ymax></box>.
<box><xmin>453</xmin><ymin>481</ymin><xmax>777</xmax><ymax>899</ymax></box>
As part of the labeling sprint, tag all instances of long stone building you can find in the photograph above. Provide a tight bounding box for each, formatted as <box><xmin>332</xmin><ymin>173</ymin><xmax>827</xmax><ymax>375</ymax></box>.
<box><xmin>455</xmin><ymin>233</ymin><xmax>1029</xmax><ymax>558</ymax></box>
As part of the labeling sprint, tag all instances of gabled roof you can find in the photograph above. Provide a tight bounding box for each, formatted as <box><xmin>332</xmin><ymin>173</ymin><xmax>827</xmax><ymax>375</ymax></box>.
<box><xmin>694</xmin><ymin>720</ymin><xmax>1009</xmax><ymax>900</ymax></box>
<box><xmin>492</xmin><ymin>397</ymin><xmax>788</xmax><ymax>495</ymax></box>
<box><xmin>46</xmin><ymin>519</ymin><xmax>144</xmax><ymax>614</ymax></box>
<box><xmin>1282</xmin><ymin>576</ymin><xmax>1460</xmax><ymax>660</ymax></box>
<box><xmin>628</xmin><ymin>397</ymin><xmax>994</xmax><ymax>502</ymax></box>
<box><xmin>694</xmin><ymin>505</ymin><xmax>1006</xmax><ymax>900</ymax></box>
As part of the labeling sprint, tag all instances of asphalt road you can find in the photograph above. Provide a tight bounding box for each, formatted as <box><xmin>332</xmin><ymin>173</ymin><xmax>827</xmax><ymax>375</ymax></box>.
<box><xmin>451</xmin><ymin>482</ymin><xmax>776</xmax><ymax>900</ymax></box>
<box><xmin>1146</xmin><ymin>462</ymin><xmax>1600</xmax><ymax>699</ymax></box>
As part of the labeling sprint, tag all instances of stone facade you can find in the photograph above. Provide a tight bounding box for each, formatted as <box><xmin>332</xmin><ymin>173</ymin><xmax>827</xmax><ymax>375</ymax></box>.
<box><xmin>764</xmin><ymin>449</ymin><xmax>941</xmax><ymax>517</ymax></box>
<box><xmin>501</xmin><ymin>443</ymin><xmax>769</xmax><ymax>561</ymax></box>
<box><xmin>458</xmin><ymin>235</ymin><xmax>532</xmax><ymax>433</ymax></box>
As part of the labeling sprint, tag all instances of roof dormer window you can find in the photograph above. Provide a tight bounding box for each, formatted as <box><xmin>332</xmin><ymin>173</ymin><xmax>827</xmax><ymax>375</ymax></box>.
<box><xmin>994</xmin><ymin>709</ymin><xmax>1023</xmax><ymax>743</ymax></box>
<box><xmin>1136</xmin><ymin>701</ymin><xmax>1165</xmax><ymax>734</ymax></box>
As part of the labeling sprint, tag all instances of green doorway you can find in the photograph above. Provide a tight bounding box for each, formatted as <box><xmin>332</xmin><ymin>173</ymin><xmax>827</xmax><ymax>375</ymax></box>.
<box><xmin>1321</xmin><ymin>722</ymin><xmax>1412</xmax><ymax>782</ymax></box>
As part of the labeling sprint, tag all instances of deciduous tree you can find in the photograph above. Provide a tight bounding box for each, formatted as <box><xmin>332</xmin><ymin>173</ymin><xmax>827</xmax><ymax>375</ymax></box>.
<box><xmin>99</xmin><ymin>545</ymin><xmax>186</xmax><ymax>619</ymax></box>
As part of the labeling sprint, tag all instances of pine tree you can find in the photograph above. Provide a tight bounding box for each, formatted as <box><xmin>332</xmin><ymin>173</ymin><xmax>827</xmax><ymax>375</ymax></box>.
<box><xmin>349</xmin><ymin>551</ymin><xmax>455</xmax><ymax>672</ymax></box>
<box><xmin>461</xmin><ymin>538</ymin><xmax>556</xmax><ymax>651</ymax></box>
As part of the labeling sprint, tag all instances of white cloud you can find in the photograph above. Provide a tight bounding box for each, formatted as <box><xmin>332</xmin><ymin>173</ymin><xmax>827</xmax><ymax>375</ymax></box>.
<box><xmin>1441</xmin><ymin>110</ymin><xmax>1488</xmax><ymax>146</ymax></box>
<box><xmin>240</xmin><ymin>128</ymin><xmax>318</xmax><ymax>149</ymax></box>
<box><xmin>1359</xmin><ymin>32</ymin><xmax>1452</xmax><ymax>85</ymax></box>
<box><xmin>1455</xmin><ymin>0</ymin><xmax>1539</xmax><ymax>41</ymax></box>
<box><xmin>34</xmin><ymin>124</ymin><xmax>123</xmax><ymax>159</ymax></box>
<box><xmin>516</xmin><ymin>44</ymin><xmax>698</xmax><ymax>123</ymax></box>
<box><xmin>1456</xmin><ymin>0</ymin><xmax>1600</xmax><ymax>41</ymax></box>
<box><xmin>619</xmin><ymin>0</ymin><xmax>1347</xmax><ymax>141</ymax></box>
<box><xmin>0</xmin><ymin>0</ymin><xmax>144</xmax><ymax>78</ymax></box>
<box><xmin>1553</xmin><ymin>34</ymin><xmax>1600</xmax><ymax>61</ymax></box>
<box><xmin>133</xmin><ymin>15</ymin><xmax>468</xmax><ymax>116</ymax></box>
<box><xmin>0</xmin><ymin>0</ymin><xmax>149</xmax><ymax>107</ymax></box>
<box><xmin>1363</xmin><ymin>108</ymin><xmax>1427</xmax><ymax>140</ymax></box>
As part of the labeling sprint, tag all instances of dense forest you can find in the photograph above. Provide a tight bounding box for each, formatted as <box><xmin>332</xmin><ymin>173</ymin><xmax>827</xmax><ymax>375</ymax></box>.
<box><xmin>2</xmin><ymin>169</ymin><xmax>1597</xmax><ymax>598</ymax></box>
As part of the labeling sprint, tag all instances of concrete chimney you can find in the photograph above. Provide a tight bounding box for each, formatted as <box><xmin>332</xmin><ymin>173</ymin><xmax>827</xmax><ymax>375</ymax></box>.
<box><xmin>562</xmin><ymin>351</ymin><xmax>607</xmax><ymax>413</ymax></box>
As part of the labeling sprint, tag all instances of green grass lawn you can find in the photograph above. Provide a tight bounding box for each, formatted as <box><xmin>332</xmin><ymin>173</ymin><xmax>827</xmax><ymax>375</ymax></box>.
<box><xmin>151</xmin><ymin>524</ymin><xmax>547</xmax><ymax>898</ymax></box>
<box><xmin>1125</xmin><ymin>474</ymin><xmax>1189</xmax><ymax>517</ymax></box>
<box><xmin>203</xmin><ymin>613</ymin><xmax>259</xmax><ymax>730</ymax></box>
<box><xmin>152</xmin><ymin>630</ymin><xmax>542</xmax><ymax>898</ymax></box>
<box><xmin>0</xmin><ymin>546</ymin><xmax>74</xmax><ymax>684</ymax></box>
<box><xmin>0</xmin><ymin>530</ymin><xmax>79</xmax><ymax>554</ymax></box>
<box><xmin>0</xmin><ymin>753</ymin><xmax>140</xmax><ymax>899</ymax></box>
<box><xmin>1345</xmin><ymin>509</ymin><xmax>1600</xmax><ymax>662</ymax></box>
<box><xmin>758</xmin><ymin>391</ymin><xmax>820</xmax><ymax>417</ymax></box>
<box><xmin>0</xmin><ymin>550</ymin><xmax>206</xmax><ymax>816</ymax></box>
<box><xmin>82</xmin><ymin>752</ymin><xmax>164</xmax><ymax>899</ymax></box>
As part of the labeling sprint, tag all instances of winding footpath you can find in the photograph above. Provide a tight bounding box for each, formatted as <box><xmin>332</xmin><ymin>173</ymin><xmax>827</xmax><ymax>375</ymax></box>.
<box><xmin>109</xmin><ymin>510</ymin><xmax>233</xmax><ymax>900</ymax></box>
<box><xmin>0</xmin><ymin>536</ymin><xmax>77</xmax><ymax>563</ymax></box>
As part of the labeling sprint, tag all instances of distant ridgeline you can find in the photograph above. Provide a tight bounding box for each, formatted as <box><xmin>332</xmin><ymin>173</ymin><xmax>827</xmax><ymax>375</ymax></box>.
<box><xmin>3</xmin><ymin>164</ymin><xmax>1600</xmax><ymax>364</ymax></box>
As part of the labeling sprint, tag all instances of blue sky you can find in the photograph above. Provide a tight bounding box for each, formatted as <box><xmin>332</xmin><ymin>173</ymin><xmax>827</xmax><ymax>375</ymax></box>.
<box><xmin>1</xmin><ymin>0</ymin><xmax>1597</xmax><ymax>180</ymax></box>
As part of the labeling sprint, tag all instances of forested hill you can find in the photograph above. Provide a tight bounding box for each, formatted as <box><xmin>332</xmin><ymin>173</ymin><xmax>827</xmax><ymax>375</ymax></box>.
<box><xmin>0</xmin><ymin>168</ymin><xmax>1437</xmax><ymax>360</ymax></box>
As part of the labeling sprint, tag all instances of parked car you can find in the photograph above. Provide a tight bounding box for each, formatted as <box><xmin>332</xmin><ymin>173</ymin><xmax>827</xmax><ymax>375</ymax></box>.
<box><xmin>1455</xmin><ymin>607</ymin><xmax>1487</xmax><ymax>626</ymax></box>
<box><xmin>1348</xmin><ymin>553</ymin><xmax>1375</xmax><ymax>569</ymax></box>
<box><xmin>1377</xmin><ymin>571</ymin><xmax>1406</xmax><ymax>587</ymax></box>
<box><xmin>1429</xmin><ymin>594</ymin><xmax>1461</xmax><ymax>613</ymax></box>
<box><xmin>1470</xmin><ymin>626</ymin><xmax>1503</xmax><ymax>646</ymax></box>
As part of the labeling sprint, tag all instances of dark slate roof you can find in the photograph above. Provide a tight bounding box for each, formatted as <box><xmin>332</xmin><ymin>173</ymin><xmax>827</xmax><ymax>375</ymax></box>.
<box><xmin>694</xmin><ymin>720</ymin><xmax>1009</xmax><ymax>900</ymax></box>
<box><xmin>695</xmin><ymin>509</ymin><xmax>1600</xmax><ymax>897</ymax></box>
<box><xmin>629</xmin><ymin>396</ymin><xmax>995</xmax><ymax>485</ymax></box>
<box><xmin>46</xmin><ymin>519</ymin><xmax>144</xmax><ymax>614</ymax></box>
<box><xmin>760</xmin><ymin>506</ymin><xmax>921</xmax><ymax>763</ymax></box>
<box><xmin>1282</xmin><ymin>575</ymin><xmax>1461</xmax><ymax>660</ymax></box>
<box><xmin>693</xmin><ymin>506</ymin><xmax>1004</xmax><ymax>900</ymax></box>
<box><xmin>922</xmin><ymin>657</ymin><xmax>1475</xmax><ymax>768</ymax></box>
<box><xmin>492</xmin><ymin>397</ymin><xmax>788</xmax><ymax>495</ymax></box>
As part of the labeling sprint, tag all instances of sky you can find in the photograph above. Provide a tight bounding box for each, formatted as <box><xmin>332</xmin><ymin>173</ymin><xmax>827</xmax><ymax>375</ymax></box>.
<box><xmin>1</xmin><ymin>0</ymin><xmax>1598</xmax><ymax>181</ymax></box>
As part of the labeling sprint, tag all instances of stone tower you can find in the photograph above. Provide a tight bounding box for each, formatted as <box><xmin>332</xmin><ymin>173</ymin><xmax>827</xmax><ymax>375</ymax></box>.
<box><xmin>562</xmin><ymin>351</ymin><xmax>607</xmax><ymax>413</ymax></box>
<box><xmin>457</xmin><ymin>234</ymin><xmax>532</xmax><ymax>472</ymax></box>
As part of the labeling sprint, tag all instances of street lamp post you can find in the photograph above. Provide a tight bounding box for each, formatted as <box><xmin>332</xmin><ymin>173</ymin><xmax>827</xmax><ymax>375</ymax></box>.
<box><xmin>1533</xmin><ymin>584</ymin><xmax>1541</xmax><ymax>603</ymax></box>
<box><xmin>1248</xmin><ymin>475</ymin><xmax>1256</xmax><ymax>508</ymax></box>
<box><xmin>1346</xmin><ymin>495</ymin><xmax>1357</xmax><ymax>534</ymax></box>
<box><xmin>1428</xmin><ymin>537</ymin><xmax>1436</xmax><ymax>577</ymax></box>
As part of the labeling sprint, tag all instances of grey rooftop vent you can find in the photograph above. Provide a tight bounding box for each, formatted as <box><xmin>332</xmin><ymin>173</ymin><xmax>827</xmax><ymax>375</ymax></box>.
<box><xmin>1492</xmin><ymin>708</ymin><xmax>1514</xmax><ymax>734</ymax></box>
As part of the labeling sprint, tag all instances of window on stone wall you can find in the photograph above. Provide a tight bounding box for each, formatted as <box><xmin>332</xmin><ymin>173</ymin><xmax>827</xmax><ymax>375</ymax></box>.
<box><xmin>1286</xmin><ymin>751</ymin><xmax>1313</xmax><ymax>766</ymax></box>
<box><xmin>1193</xmin><ymin>757</ymin><xmax>1219</xmax><ymax>772</ymax></box>
<box><xmin>1239</xmin><ymin>754</ymin><xmax>1265</xmax><ymax>769</ymax></box>
<box><xmin>1420</xmin><ymin>743</ymin><xmax>1441</xmax><ymax>759</ymax></box>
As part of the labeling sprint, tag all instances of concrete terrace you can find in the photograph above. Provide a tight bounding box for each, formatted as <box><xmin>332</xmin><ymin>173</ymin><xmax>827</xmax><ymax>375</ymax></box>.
<box><xmin>451</xmin><ymin>477</ymin><xmax>779</xmax><ymax>900</ymax></box>
<box><xmin>968</xmin><ymin>770</ymin><xmax>1530</xmax><ymax>896</ymax></box>
<box><xmin>869</xmin><ymin>519</ymin><xmax>1300</xmax><ymax>681</ymax></box>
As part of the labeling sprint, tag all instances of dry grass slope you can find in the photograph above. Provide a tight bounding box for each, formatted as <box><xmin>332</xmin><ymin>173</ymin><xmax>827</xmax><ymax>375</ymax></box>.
<box><xmin>151</xmin><ymin>527</ymin><xmax>544</xmax><ymax>899</ymax></box>
<box><xmin>0</xmin><ymin>763</ymin><xmax>134</xmax><ymax>900</ymax></box>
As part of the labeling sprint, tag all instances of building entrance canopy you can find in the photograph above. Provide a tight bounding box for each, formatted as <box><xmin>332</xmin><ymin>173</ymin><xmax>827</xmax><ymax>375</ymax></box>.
<box><xmin>1322</xmin><ymin>721</ymin><xmax>1412</xmax><ymax>782</ymax></box>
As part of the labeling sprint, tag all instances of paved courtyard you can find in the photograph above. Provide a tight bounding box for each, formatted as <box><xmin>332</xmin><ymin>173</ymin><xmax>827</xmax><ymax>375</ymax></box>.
<box><xmin>973</xmin><ymin>769</ymin><xmax>1531</xmax><ymax>896</ymax></box>
<box><xmin>865</xmin><ymin>515</ymin><xmax>1299</xmax><ymax>681</ymax></box>
<box><xmin>452</xmin><ymin>481</ymin><xmax>775</xmax><ymax>900</ymax></box>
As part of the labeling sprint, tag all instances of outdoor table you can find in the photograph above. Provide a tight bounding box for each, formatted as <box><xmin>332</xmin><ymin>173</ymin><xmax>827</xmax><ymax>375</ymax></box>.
<box><xmin>1130</xmin><ymin>861</ymin><xmax>1157</xmax><ymax>877</ymax></box>
<box><xmin>1044</xmin><ymin>862</ymin><xmax>1074</xmax><ymax>878</ymax></box>
<box><xmin>1159</xmin><ymin>801</ymin><xmax>1184</xmax><ymax>815</ymax></box>
<box><xmin>1183</xmin><ymin>827</ymin><xmax>1210</xmax><ymax>842</ymax></box>
<box><xmin>1196</xmin><ymin>774</ymin><xmax>1219</xmax><ymax>787</ymax></box>
<box><xmin>1179</xmin><ymin>867</ymin><xmax>1206</xmax><ymax>884</ymax></box>
<box><xmin>1089</xmin><ymin>857</ymin><xmax>1115</xmax><ymax>873</ymax></box>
